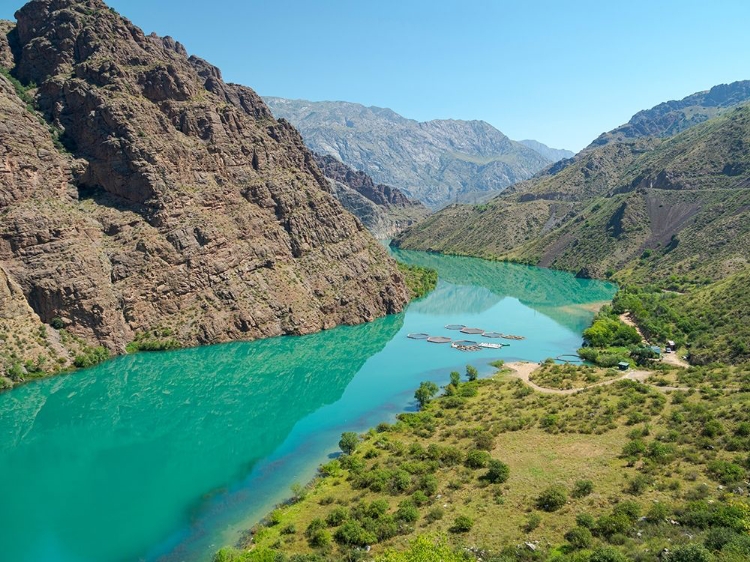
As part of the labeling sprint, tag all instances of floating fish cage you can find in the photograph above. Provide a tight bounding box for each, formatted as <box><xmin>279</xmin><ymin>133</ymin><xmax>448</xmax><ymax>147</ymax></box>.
<box><xmin>444</xmin><ymin>324</ymin><xmax>465</xmax><ymax>330</ymax></box>
<box><xmin>460</xmin><ymin>327</ymin><xmax>485</xmax><ymax>335</ymax></box>
<box><xmin>482</xmin><ymin>331</ymin><xmax>503</xmax><ymax>338</ymax></box>
<box><xmin>452</xmin><ymin>340</ymin><xmax>478</xmax><ymax>347</ymax></box>
<box><xmin>407</xmin><ymin>333</ymin><xmax>430</xmax><ymax>340</ymax></box>
<box><xmin>427</xmin><ymin>336</ymin><xmax>452</xmax><ymax>344</ymax></box>
<box><xmin>501</xmin><ymin>334</ymin><xmax>525</xmax><ymax>340</ymax></box>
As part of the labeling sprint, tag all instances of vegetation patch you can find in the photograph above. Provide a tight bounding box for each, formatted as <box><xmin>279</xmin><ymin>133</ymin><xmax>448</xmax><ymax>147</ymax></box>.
<box><xmin>396</xmin><ymin>262</ymin><xmax>438</xmax><ymax>300</ymax></box>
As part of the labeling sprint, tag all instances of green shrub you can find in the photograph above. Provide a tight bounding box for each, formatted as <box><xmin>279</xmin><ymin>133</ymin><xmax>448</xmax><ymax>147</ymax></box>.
<box><xmin>524</xmin><ymin>513</ymin><xmax>541</xmax><ymax>532</ymax></box>
<box><xmin>484</xmin><ymin>460</ymin><xmax>510</xmax><ymax>484</ymax></box>
<box><xmin>395</xmin><ymin>500</ymin><xmax>419</xmax><ymax>523</ymax></box>
<box><xmin>449</xmin><ymin>515</ymin><xmax>474</xmax><ymax>533</ymax></box>
<box><xmin>565</xmin><ymin>526</ymin><xmax>593</xmax><ymax>549</ymax></box>
<box><xmin>425</xmin><ymin>507</ymin><xmax>444</xmax><ymax>523</ymax></box>
<box><xmin>572</xmin><ymin>479</ymin><xmax>594</xmax><ymax>498</ymax></box>
<box><xmin>706</xmin><ymin>460</ymin><xmax>746</xmax><ymax>485</ymax></box>
<box><xmin>536</xmin><ymin>485</ymin><xmax>567</xmax><ymax>512</ymax></box>
<box><xmin>664</xmin><ymin>544</ymin><xmax>714</xmax><ymax>562</ymax></box>
<box><xmin>333</xmin><ymin>520</ymin><xmax>376</xmax><ymax>546</ymax></box>
<box><xmin>576</xmin><ymin>513</ymin><xmax>596</xmax><ymax>529</ymax></box>
<box><xmin>465</xmin><ymin>449</ymin><xmax>490</xmax><ymax>469</ymax></box>
<box><xmin>326</xmin><ymin>506</ymin><xmax>348</xmax><ymax>527</ymax></box>
<box><xmin>466</xmin><ymin>365</ymin><xmax>478</xmax><ymax>381</ymax></box>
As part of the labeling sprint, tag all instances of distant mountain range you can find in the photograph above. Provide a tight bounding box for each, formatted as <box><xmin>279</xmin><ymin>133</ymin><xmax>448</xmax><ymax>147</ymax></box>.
<box><xmin>519</xmin><ymin>140</ymin><xmax>574</xmax><ymax>162</ymax></box>
<box><xmin>264</xmin><ymin>97</ymin><xmax>570</xmax><ymax>208</ymax></box>
<box><xmin>394</xmin><ymin>80</ymin><xmax>750</xmax><ymax>364</ymax></box>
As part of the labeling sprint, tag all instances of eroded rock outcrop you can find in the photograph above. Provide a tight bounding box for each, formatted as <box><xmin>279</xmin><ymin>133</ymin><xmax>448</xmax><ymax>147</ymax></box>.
<box><xmin>314</xmin><ymin>153</ymin><xmax>429</xmax><ymax>239</ymax></box>
<box><xmin>0</xmin><ymin>0</ymin><xmax>408</xmax><ymax>384</ymax></box>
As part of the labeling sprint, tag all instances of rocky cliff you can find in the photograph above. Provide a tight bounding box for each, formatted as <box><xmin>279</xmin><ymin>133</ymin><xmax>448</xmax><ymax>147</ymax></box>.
<box><xmin>519</xmin><ymin>139</ymin><xmax>574</xmax><ymax>162</ymax></box>
<box><xmin>263</xmin><ymin>97</ymin><xmax>553</xmax><ymax>208</ymax></box>
<box><xmin>0</xmin><ymin>0</ymin><xmax>409</xmax><ymax>387</ymax></box>
<box><xmin>313</xmin><ymin>154</ymin><xmax>429</xmax><ymax>239</ymax></box>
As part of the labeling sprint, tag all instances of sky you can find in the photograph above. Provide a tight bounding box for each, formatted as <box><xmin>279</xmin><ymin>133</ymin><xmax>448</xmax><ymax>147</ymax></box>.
<box><xmin>2</xmin><ymin>0</ymin><xmax>749</xmax><ymax>152</ymax></box>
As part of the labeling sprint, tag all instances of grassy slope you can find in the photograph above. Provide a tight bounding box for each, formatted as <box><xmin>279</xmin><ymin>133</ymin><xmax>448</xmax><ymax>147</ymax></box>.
<box><xmin>218</xmin><ymin>362</ymin><xmax>750</xmax><ymax>562</ymax></box>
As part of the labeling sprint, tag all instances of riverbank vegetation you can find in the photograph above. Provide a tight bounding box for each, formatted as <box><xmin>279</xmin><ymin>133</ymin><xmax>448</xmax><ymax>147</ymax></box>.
<box><xmin>396</xmin><ymin>263</ymin><xmax>438</xmax><ymax>300</ymax></box>
<box><xmin>216</xmin><ymin>359</ymin><xmax>750</xmax><ymax>562</ymax></box>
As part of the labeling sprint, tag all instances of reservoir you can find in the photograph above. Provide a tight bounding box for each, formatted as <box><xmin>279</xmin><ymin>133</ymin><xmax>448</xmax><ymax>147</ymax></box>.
<box><xmin>0</xmin><ymin>250</ymin><xmax>615</xmax><ymax>562</ymax></box>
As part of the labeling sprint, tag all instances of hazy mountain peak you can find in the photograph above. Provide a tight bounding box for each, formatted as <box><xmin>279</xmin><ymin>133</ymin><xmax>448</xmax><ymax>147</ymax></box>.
<box><xmin>263</xmin><ymin>97</ymin><xmax>551</xmax><ymax>208</ymax></box>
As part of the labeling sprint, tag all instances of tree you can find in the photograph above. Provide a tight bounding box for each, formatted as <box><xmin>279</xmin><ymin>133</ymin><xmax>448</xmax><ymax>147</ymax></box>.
<box><xmin>449</xmin><ymin>515</ymin><xmax>474</xmax><ymax>533</ymax></box>
<box><xmin>339</xmin><ymin>431</ymin><xmax>359</xmax><ymax>455</ymax></box>
<box><xmin>466</xmin><ymin>365</ymin><xmax>478</xmax><ymax>381</ymax></box>
<box><xmin>414</xmin><ymin>381</ymin><xmax>439</xmax><ymax>408</ymax></box>
<box><xmin>449</xmin><ymin>371</ymin><xmax>461</xmax><ymax>386</ymax></box>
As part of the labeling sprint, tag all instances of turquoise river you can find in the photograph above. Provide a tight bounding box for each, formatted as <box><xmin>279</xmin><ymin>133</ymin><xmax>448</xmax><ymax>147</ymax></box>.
<box><xmin>0</xmin><ymin>250</ymin><xmax>616</xmax><ymax>562</ymax></box>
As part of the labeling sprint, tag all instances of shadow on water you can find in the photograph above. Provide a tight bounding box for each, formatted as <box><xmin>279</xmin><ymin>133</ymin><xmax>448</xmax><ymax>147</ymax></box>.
<box><xmin>0</xmin><ymin>315</ymin><xmax>404</xmax><ymax>562</ymax></box>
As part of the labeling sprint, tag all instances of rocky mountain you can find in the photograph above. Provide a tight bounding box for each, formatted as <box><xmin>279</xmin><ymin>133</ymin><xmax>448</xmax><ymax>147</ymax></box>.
<box><xmin>263</xmin><ymin>97</ymin><xmax>552</xmax><ymax>208</ymax></box>
<box><xmin>519</xmin><ymin>139</ymin><xmax>574</xmax><ymax>162</ymax></box>
<box><xmin>313</xmin><ymin>154</ymin><xmax>429</xmax><ymax>239</ymax></box>
<box><xmin>588</xmin><ymin>80</ymin><xmax>750</xmax><ymax>148</ymax></box>
<box><xmin>394</xmin><ymin>86</ymin><xmax>750</xmax><ymax>363</ymax></box>
<box><xmin>0</xmin><ymin>0</ymin><xmax>409</xmax><ymax>387</ymax></box>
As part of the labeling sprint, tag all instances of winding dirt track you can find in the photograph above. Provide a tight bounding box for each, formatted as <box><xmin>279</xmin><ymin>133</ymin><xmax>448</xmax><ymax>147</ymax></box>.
<box><xmin>504</xmin><ymin>362</ymin><xmax>688</xmax><ymax>395</ymax></box>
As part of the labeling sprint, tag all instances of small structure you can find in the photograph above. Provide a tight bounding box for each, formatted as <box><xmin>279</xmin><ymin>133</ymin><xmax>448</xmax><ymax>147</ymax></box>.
<box><xmin>650</xmin><ymin>345</ymin><xmax>662</xmax><ymax>358</ymax></box>
<box><xmin>618</xmin><ymin>361</ymin><xmax>630</xmax><ymax>371</ymax></box>
<box><xmin>666</xmin><ymin>340</ymin><xmax>677</xmax><ymax>352</ymax></box>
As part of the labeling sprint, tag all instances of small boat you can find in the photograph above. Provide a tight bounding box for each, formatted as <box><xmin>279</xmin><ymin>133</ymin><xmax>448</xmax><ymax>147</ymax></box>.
<box><xmin>478</xmin><ymin>342</ymin><xmax>503</xmax><ymax>349</ymax></box>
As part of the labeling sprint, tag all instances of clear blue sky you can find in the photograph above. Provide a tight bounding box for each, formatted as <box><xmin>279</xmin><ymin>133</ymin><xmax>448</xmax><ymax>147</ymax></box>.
<box><xmin>2</xmin><ymin>0</ymin><xmax>749</xmax><ymax>151</ymax></box>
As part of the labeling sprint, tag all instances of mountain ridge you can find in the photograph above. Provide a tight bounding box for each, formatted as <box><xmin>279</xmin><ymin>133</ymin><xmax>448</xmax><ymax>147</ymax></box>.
<box><xmin>263</xmin><ymin>96</ymin><xmax>554</xmax><ymax>208</ymax></box>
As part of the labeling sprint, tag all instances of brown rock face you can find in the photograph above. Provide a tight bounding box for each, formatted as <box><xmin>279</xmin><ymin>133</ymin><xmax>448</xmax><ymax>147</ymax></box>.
<box><xmin>0</xmin><ymin>0</ymin><xmax>408</xmax><ymax>380</ymax></box>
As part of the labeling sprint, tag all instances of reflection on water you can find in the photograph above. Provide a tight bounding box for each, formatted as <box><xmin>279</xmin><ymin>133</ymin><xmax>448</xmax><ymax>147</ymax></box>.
<box><xmin>0</xmin><ymin>251</ymin><xmax>616</xmax><ymax>562</ymax></box>
<box><xmin>392</xmin><ymin>248</ymin><xmax>615</xmax><ymax>332</ymax></box>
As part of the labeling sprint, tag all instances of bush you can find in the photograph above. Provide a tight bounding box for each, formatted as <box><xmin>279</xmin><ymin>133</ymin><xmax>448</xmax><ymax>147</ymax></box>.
<box><xmin>418</xmin><ymin>474</ymin><xmax>438</xmax><ymax>496</ymax></box>
<box><xmin>474</xmin><ymin>432</ymin><xmax>495</xmax><ymax>451</ymax></box>
<box><xmin>450</xmin><ymin>371</ymin><xmax>461</xmax><ymax>386</ymax></box>
<box><xmin>707</xmin><ymin>460</ymin><xmax>746</xmax><ymax>485</ymax></box>
<box><xmin>326</xmin><ymin>506</ymin><xmax>348</xmax><ymax>527</ymax></box>
<box><xmin>524</xmin><ymin>513</ymin><xmax>541</xmax><ymax>532</ymax></box>
<box><xmin>664</xmin><ymin>544</ymin><xmax>714</xmax><ymax>562</ymax></box>
<box><xmin>307</xmin><ymin>528</ymin><xmax>331</xmax><ymax>548</ymax></box>
<box><xmin>395</xmin><ymin>500</ymin><xmax>419</xmax><ymax>523</ymax></box>
<box><xmin>576</xmin><ymin>513</ymin><xmax>596</xmax><ymax>529</ymax></box>
<box><xmin>334</xmin><ymin>520</ymin><xmax>376</xmax><ymax>547</ymax></box>
<box><xmin>425</xmin><ymin>507</ymin><xmax>444</xmax><ymax>523</ymax></box>
<box><xmin>50</xmin><ymin>317</ymin><xmax>64</xmax><ymax>329</ymax></box>
<box><xmin>485</xmin><ymin>460</ymin><xmax>510</xmax><ymax>484</ymax></box>
<box><xmin>465</xmin><ymin>449</ymin><xmax>491</xmax><ymax>469</ymax></box>
<box><xmin>565</xmin><ymin>526</ymin><xmax>593</xmax><ymax>549</ymax></box>
<box><xmin>450</xmin><ymin>515</ymin><xmax>474</xmax><ymax>533</ymax></box>
<box><xmin>466</xmin><ymin>365</ymin><xmax>478</xmax><ymax>381</ymax></box>
<box><xmin>339</xmin><ymin>432</ymin><xmax>359</xmax><ymax>455</ymax></box>
<box><xmin>572</xmin><ymin>479</ymin><xmax>594</xmax><ymax>498</ymax></box>
<box><xmin>536</xmin><ymin>486</ymin><xmax>567</xmax><ymax>512</ymax></box>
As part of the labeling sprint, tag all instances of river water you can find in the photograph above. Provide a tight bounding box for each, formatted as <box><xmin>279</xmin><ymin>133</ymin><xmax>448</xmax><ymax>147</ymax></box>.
<box><xmin>0</xmin><ymin>250</ymin><xmax>615</xmax><ymax>562</ymax></box>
